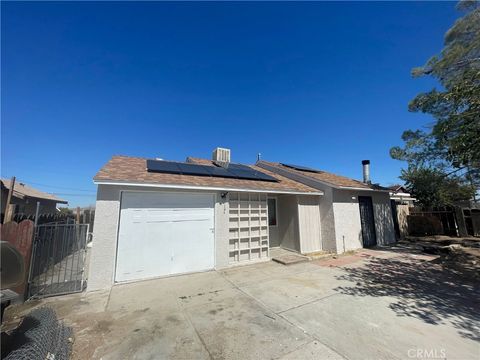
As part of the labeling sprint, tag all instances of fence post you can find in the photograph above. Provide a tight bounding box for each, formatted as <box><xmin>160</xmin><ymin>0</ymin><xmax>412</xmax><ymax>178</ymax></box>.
<box><xmin>3</xmin><ymin>176</ymin><xmax>16</xmax><ymax>224</ymax></box>
<box><xmin>34</xmin><ymin>202</ymin><xmax>40</xmax><ymax>227</ymax></box>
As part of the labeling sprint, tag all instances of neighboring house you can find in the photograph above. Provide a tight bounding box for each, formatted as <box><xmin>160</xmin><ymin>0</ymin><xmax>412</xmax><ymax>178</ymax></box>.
<box><xmin>0</xmin><ymin>178</ymin><xmax>67</xmax><ymax>220</ymax></box>
<box><xmin>388</xmin><ymin>185</ymin><xmax>415</xmax><ymax>205</ymax></box>
<box><xmin>257</xmin><ymin>160</ymin><xmax>396</xmax><ymax>253</ymax></box>
<box><xmin>88</xmin><ymin>148</ymin><xmax>395</xmax><ymax>291</ymax></box>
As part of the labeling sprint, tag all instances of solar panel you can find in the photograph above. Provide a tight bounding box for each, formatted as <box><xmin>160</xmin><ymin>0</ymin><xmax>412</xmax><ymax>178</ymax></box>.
<box><xmin>222</xmin><ymin>163</ymin><xmax>252</xmax><ymax>170</ymax></box>
<box><xmin>177</xmin><ymin>163</ymin><xmax>212</xmax><ymax>176</ymax></box>
<box><xmin>146</xmin><ymin>159</ymin><xmax>278</xmax><ymax>182</ymax></box>
<box><xmin>146</xmin><ymin>160</ymin><xmax>181</xmax><ymax>173</ymax></box>
<box><xmin>207</xmin><ymin>166</ymin><xmax>238</xmax><ymax>178</ymax></box>
<box><xmin>281</xmin><ymin>163</ymin><xmax>319</xmax><ymax>173</ymax></box>
<box><xmin>254</xmin><ymin>171</ymin><xmax>279</xmax><ymax>181</ymax></box>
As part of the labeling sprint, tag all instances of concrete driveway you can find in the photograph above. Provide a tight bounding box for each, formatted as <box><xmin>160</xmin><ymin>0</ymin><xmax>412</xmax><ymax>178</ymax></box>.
<box><xmin>8</xmin><ymin>246</ymin><xmax>479</xmax><ymax>359</ymax></box>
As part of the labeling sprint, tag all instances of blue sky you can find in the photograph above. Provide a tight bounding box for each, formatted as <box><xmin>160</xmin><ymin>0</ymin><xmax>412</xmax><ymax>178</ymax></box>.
<box><xmin>1</xmin><ymin>1</ymin><xmax>459</xmax><ymax>207</ymax></box>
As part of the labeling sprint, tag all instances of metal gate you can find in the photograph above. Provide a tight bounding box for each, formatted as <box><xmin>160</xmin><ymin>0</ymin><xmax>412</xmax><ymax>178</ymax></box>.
<box><xmin>358</xmin><ymin>196</ymin><xmax>377</xmax><ymax>247</ymax></box>
<box><xmin>28</xmin><ymin>223</ymin><xmax>88</xmax><ymax>298</ymax></box>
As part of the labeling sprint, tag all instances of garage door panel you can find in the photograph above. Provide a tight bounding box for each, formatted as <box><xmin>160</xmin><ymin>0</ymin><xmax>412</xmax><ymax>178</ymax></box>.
<box><xmin>115</xmin><ymin>192</ymin><xmax>215</xmax><ymax>282</ymax></box>
<box><xmin>170</xmin><ymin>223</ymin><xmax>214</xmax><ymax>274</ymax></box>
<box><xmin>122</xmin><ymin>192</ymin><xmax>213</xmax><ymax>209</ymax></box>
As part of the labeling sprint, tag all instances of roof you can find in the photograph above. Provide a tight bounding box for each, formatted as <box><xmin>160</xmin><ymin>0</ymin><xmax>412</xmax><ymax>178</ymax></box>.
<box><xmin>257</xmin><ymin>161</ymin><xmax>390</xmax><ymax>191</ymax></box>
<box><xmin>93</xmin><ymin>156</ymin><xmax>322</xmax><ymax>195</ymax></box>
<box><xmin>1</xmin><ymin>178</ymin><xmax>67</xmax><ymax>203</ymax></box>
<box><xmin>388</xmin><ymin>184</ymin><xmax>408</xmax><ymax>192</ymax></box>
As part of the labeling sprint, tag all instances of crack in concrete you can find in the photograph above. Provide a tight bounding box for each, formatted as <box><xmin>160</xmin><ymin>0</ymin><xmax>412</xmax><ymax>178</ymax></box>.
<box><xmin>176</xmin><ymin>289</ymin><xmax>214</xmax><ymax>360</ymax></box>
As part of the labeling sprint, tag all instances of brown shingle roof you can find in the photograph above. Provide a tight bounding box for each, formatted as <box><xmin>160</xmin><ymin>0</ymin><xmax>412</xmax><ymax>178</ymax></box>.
<box><xmin>94</xmin><ymin>156</ymin><xmax>321</xmax><ymax>194</ymax></box>
<box><xmin>258</xmin><ymin>161</ymin><xmax>388</xmax><ymax>190</ymax></box>
<box><xmin>1</xmin><ymin>178</ymin><xmax>67</xmax><ymax>203</ymax></box>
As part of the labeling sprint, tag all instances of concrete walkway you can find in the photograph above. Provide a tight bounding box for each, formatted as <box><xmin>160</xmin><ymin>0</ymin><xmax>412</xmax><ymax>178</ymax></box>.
<box><xmin>6</xmin><ymin>246</ymin><xmax>479</xmax><ymax>360</ymax></box>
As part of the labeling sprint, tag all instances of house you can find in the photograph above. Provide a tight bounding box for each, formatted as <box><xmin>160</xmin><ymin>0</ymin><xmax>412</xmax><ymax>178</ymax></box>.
<box><xmin>256</xmin><ymin>160</ymin><xmax>396</xmax><ymax>252</ymax></box>
<box><xmin>88</xmin><ymin>148</ymin><xmax>395</xmax><ymax>291</ymax></box>
<box><xmin>1</xmin><ymin>178</ymin><xmax>68</xmax><ymax>221</ymax></box>
<box><xmin>388</xmin><ymin>185</ymin><xmax>415</xmax><ymax>205</ymax></box>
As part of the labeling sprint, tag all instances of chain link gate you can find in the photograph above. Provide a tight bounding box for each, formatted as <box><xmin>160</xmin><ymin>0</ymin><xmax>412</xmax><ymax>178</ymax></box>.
<box><xmin>28</xmin><ymin>222</ymin><xmax>88</xmax><ymax>298</ymax></box>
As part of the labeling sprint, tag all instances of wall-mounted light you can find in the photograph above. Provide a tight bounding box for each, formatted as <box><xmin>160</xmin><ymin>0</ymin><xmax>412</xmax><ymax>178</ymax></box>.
<box><xmin>221</xmin><ymin>192</ymin><xmax>229</xmax><ymax>199</ymax></box>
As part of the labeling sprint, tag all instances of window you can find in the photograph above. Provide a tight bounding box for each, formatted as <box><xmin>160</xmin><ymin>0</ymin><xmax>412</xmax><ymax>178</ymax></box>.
<box><xmin>268</xmin><ymin>198</ymin><xmax>277</xmax><ymax>226</ymax></box>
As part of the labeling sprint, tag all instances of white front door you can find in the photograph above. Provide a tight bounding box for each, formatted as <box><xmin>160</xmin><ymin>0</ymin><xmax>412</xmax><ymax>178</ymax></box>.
<box><xmin>115</xmin><ymin>191</ymin><xmax>215</xmax><ymax>282</ymax></box>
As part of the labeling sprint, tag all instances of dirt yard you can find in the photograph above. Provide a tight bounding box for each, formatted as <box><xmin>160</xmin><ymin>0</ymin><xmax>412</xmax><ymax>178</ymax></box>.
<box><xmin>401</xmin><ymin>235</ymin><xmax>480</xmax><ymax>281</ymax></box>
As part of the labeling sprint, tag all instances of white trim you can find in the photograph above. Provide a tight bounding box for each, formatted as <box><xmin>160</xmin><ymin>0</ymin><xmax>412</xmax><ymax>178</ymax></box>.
<box><xmin>93</xmin><ymin>180</ymin><xmax>324</xmax><ymax>196</ymax></box>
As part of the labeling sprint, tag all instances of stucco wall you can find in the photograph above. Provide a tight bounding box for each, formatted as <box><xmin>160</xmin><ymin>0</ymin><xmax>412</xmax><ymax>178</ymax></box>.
<box><xmin>332</xmin><ymin>189</ymin><xmax>396</xmax><ymax>252</ymax></box>
<box><xmin>87</xmin><ymin>185</ymin><xmax>120</xmax><ymax>291</ymax></box>
<box><xmin>332</xmin><ymin>190</ymin><xmax>363</xmax><ymax>252</ymax></box>
<box><xmin>371</xmin><ymin>191</ymin><xmax>396</xmax><ymax>245</ymax></box>
<box><xmin>87</xmin><ymin>185</ymin><xmax>229</xmax><ymax>291</ymax></box>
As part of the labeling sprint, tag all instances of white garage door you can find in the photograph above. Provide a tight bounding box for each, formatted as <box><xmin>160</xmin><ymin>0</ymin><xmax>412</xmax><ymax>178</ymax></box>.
<box><xmin>115</xmin><ymin>191</ymin><xmax>215</xmax><ymax>282</ymax></box>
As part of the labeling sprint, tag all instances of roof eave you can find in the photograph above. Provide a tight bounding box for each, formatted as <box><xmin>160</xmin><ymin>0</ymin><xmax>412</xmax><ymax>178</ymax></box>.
<box><xmin>93</xmin><ymin>179</ymin><xmax>324</xmax><ymax>196</ymax></box>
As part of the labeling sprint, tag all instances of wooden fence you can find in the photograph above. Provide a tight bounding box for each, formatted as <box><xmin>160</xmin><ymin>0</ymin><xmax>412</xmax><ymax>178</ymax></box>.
<box><xmin>0</xmin><ymin>220</ymin><xmax>35</xmax><ymax>299</ymax></box>
<box><xmin>409</xmin><ymin>206</ymin><xmax>458</xmax><ymax>236</ymax></box>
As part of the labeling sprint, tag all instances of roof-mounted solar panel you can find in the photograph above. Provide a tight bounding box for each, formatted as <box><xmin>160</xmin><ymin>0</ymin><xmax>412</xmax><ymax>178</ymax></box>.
<box><xmin>207</xmin><ymin>166</ymin><xmax>238</xmax><ymax>178</ymax></box>
<box><xmin>146</xmin><ymin>160</ymin><xmax>181</xmax><ymax>173</ymax></box>
<box><xmin>147</xmin><ymin>159</ymin><xmax>278</xmax><ymax>182</ymax></box>
<box><xmin>177</xmin><ymin>163</ymin><xmax>212</xmax><ymax>176</ymax></box>
<box><xmin>281</xmin><ymin>163</ymin><xmax>320</xmax><ymax>173</ymax></box>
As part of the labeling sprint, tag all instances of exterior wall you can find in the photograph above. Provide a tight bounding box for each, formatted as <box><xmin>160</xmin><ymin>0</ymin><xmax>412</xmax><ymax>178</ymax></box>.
<box><xmin>297</xmin><ymin>195</ymin><xmax>322</xmax><ymax>253</ymax></box>
<box><xmin>371</xmin><ymin>191</ymin><xmax>396</xmax><ymax>245</ymax></box>
<box><xmin>277</xmin><ymin>195</ymin><xmax>300</xmax><ymax>252</ymax></box>
<box><xmin>255</xmin><ymin>163</ymin><xmax>336</xmax><ymax>252</ymax></box>
<box><xmin>332</xmin><ymin>189</ymin><xmax>396</xmax><ymax>252</ymax></box>
<box><xmin>332</xmin><ymin>190</ymin><xmax>363</xmax><ymax>252</ymax></box>
<box><xmin>314</xmin><ymin>185</ymin><xmax>336</xmax><ymax>252</ymax></box>
<box><xmin>87</xmin><ymin>184</ymin><xmax>228</xmax><ymax>291</ymax></box>
<box><xmin>88</xmin><ymin>185</ymin><xmax>120</xmax><ymax>291</ymax></box>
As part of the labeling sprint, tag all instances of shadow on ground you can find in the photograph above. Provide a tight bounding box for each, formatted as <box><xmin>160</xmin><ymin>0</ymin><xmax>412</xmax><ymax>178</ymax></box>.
<box><xmin>334</xmin><ymin>251</ymin><xmax>480</xmax><ymax>341</ymax></box>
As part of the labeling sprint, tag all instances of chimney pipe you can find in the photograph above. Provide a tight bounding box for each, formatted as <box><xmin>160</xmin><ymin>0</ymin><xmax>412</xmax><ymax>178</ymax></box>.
<box><xmin>362</xmin><ymin>160</ymin><xmax>371</xmax><ymax>184</ymax></box>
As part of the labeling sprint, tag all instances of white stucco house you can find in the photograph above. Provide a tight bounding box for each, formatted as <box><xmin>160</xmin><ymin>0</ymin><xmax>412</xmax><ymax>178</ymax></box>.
<box><xmin>88</xmin><ymin>148</ymin><xmax>395</xmax><ymax>291</ymax></box>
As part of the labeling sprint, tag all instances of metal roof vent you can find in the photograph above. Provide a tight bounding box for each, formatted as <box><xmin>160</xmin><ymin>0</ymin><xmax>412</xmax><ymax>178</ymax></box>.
<box><xmin>212</xmin><ymin>147</ymin><xmax>231</xmax><ymax>163</ymax></box>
